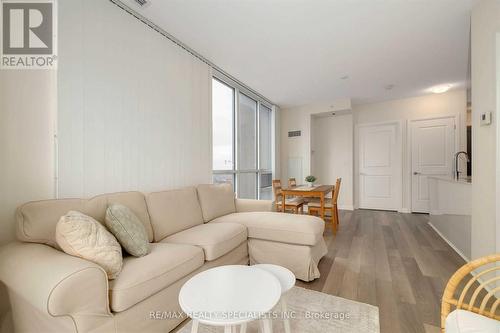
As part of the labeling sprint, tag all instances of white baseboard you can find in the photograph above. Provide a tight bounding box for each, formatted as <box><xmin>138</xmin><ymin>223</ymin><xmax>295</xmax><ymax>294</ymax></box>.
<box><xmin>428</xmin><ymin>222</ymin><xmax>470</xmax><ymax>262</ymax></box>
<box><xmin>339</xmin><ymin>205</ymin><xmax>354</xmax><ymax>211</ymax></box>
<box><xmin>428</xmin><ymin>223</ymin><xmax>497</xmax><ymax>294</ymax></box>
<box><xmin>398</xmin><ymin>208</ymin><xmax>411</xmax><ymax>213</ymax></box>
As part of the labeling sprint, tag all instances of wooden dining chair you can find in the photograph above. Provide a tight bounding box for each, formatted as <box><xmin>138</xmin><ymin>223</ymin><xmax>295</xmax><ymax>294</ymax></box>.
<box><xmin>288</xmin><ymin>178</ymin><xmax>297</xmax><ymax>187</ymax></box>
<box><xmin>272</xmin><ymin>179</ymin><xmax>304</xmax><ymax>214</ymax></box>
<box><xmin>308</xmin><ymin>178</ymin><xmax>341</xmax><ymax>233</ymax></box>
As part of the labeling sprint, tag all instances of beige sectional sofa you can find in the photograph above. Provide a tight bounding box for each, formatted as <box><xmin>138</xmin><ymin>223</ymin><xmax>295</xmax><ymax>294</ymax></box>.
<box><xmin>0</xmin><ymin>184</ymin><xmax>327</xmax><ymax>333</ymax></box>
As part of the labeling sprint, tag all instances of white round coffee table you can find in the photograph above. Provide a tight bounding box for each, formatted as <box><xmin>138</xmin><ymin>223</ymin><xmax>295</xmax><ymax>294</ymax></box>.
<box><xmin>179</xmin><ymin>265</ymin><xmax>281</xmax><ymax>333</ymax></box>
<box><xmin>253</xmin><ymin>264</ymin><xmax>295</xmax><ymax>333</ymax></box>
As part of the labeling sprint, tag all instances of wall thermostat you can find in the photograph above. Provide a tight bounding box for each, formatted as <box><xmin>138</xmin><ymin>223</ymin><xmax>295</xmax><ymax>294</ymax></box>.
<box><xmin>480</xmin><ymin>112</ymin><xmax>492</xmax><ymax>126</ymax></box>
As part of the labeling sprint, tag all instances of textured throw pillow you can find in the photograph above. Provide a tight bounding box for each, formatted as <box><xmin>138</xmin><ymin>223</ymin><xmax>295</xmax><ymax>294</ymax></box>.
<box><xmin>105</xmin><ymin>204</ymin><xmax>150</xmax><ymax>257</ymax></box>
<box><xmin>56</xmin><ymin>211</ymin><xmax>122</xmax><ymax>279</ymax></box>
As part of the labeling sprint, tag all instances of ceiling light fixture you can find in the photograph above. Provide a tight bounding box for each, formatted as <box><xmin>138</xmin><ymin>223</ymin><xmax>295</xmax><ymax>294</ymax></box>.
<box><xmin>430</xmin><ymin>84</ymin><xmax>452</xmax><ymax>94</ymax></box>
<box><xmin>340</xmin><ymin>75</ymin><xmax>349</xmax><ymax>80</ymax></box>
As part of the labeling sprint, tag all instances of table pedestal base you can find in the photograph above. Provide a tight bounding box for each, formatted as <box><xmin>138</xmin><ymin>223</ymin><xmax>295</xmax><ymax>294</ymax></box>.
<box><xmin>190</xmin><ymin>320</ymin><xmax>255</xmax><ymax>333</ymax></box>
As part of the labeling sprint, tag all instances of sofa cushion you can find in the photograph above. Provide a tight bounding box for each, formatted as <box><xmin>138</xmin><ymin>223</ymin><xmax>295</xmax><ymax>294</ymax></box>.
<box><xmin>105</xmin><ymin>204</ymin><xmax>150</xmax><ymax>257</ymax></box>
<box><xmin>109</xmin><ymin>243</ymin><xmax>204</xmax><ymax>312</ymax></box>
<box><xmin>196</xmin><ymin>184</ymin><xmax>236</xmax><ymax>222</ymax></box>
<box><xmin>162</xmin><ymin>223</ymin><xmax>247</xmax><ymax>261</ymax></box>
<box><xmin>17</xmin><ymin>191</ymin><xmax>153</xmax><ymax>249</ymax></box>
<box><xmin>146</xmin><ymin>187</ymin><xmax>204</xmax><ymax>241</ymax></box>
<box><xmin>99</xmin><ymin>192</ymin><xmax>154</xmax><ymax>242</ymax></box>
<box><xmin>445</xmin><ymin>309</ymin><xmax>499</xmax><ymax>333</ymax></box>
<box><xmin>210</xmin><ymin>212</ymin><xmax>325</xmax><ymax>246</ymax></box>
<box><xmin>56</xmin><ymin>211</ymin><xmax>123</xmax><ymax>279</ymax></box>
<box><xmin>235</xmin><ymin>198</ymin><xmax>274</xmax><ymax>212</ymax></box>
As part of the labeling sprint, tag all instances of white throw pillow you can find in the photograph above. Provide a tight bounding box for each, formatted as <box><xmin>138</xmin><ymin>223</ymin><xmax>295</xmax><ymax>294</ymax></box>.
<box><xmin>56</xmin><ymin>211</ymin><xmax>123</xmax><ymax>279</ymax></box>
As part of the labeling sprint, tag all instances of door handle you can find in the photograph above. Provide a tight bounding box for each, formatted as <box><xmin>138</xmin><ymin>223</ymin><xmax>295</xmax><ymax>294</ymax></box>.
<box><xmin>413</xmin><ymin>171</ymin><xmax>421</xmax><ymax>175</ymax></box>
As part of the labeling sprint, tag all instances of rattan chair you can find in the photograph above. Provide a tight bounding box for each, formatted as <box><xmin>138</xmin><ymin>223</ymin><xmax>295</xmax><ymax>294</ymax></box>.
<box><xmin>441</xmin><ymin>253</ymin><xmax>500</xmax><ymax>332</ymax></box>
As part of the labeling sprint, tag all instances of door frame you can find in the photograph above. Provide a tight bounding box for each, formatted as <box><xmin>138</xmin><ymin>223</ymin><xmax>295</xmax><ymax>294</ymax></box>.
<box><xmin>407</xmin><ymin>114</ymin><xmax>460</xmax><ymax>213</ymax></box>
<box><xmin>355</xmin><ymin>120</ymin><xmax>403</xmax><ymax>211</ymax></box>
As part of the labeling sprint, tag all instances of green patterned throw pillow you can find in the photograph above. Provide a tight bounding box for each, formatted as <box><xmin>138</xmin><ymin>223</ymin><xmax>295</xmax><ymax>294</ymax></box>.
<box><xmin>105</xmin><ymin>204</ymin><xmax>151</xmax><ymax>257</ymax></box>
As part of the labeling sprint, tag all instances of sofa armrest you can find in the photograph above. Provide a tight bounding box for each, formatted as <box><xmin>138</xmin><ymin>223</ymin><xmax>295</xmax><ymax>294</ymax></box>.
<box><xmin>235</xmin><ymin>199</ymin><xmax>274</xmax><ymax>212</ymax></box>
<box><xmin>0</xmin><ymin>242</ymin><xmax>111</xmax><ymax>318</ymax></box>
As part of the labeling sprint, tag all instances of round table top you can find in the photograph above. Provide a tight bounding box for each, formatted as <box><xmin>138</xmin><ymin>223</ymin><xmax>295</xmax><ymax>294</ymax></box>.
<box><xmin>252</xmin><ymin>264</ymin><xmax>296</xmax><ymax>294</ymax></box>
<box><xmin>179</xmin><ymin>265</ymin><xmax>281</xmax><ymax>326</ymax></box>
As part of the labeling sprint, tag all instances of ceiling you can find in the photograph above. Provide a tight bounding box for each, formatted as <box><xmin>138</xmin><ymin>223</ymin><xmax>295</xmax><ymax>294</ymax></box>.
<box><xmin>121</xmin><ymin>0</ymin><xmax>477</xmax><ymax>108</ymax></box>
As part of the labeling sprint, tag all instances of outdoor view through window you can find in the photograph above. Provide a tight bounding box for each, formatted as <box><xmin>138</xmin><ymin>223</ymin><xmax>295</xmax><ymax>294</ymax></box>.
<box><xmin>212</xmin><ymin>78</ymin><xmax>273</xmax><ymax>199</ymax></box>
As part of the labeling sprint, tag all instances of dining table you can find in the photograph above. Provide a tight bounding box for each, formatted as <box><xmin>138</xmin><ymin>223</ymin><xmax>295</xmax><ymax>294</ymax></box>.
<box><xmin>279</xmin><ymin>184</ymin><xmax>334</xmax><ymax>221</ymax></box>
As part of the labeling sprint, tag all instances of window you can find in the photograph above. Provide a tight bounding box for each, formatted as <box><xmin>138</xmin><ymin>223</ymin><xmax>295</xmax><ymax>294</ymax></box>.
<box><xmin>259</xmin><ymin>104</ymin><xmax>273</xmax><ymax>200</ymax></box>
<box><xmin>212</xmin><ymin>77</ymin><xmax>273</xmax><ymax>199</ymax></box>
<box><xmin>212</xmin><ymin>79</ymin><xmax>234</xmax><ymax>171</ymax></box>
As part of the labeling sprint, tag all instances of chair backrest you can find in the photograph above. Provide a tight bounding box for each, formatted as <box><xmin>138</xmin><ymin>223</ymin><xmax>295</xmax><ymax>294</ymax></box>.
<box><xmin>272</xmin><ymin>179</ymin><xmax>283</xmax><ymax>202</ymax></box>
<box><xmin>332</xmin><ymin>178</ymin><xmax>342</xmax><ymax>204</ymax></box>
<box><xmin>288</xmin><ymin>178</ymin><xmax>297</xmax><ymax>187</ymax></box>
<box><xmin>441</xmin><ymin>253</ymin><xmax>500</xmax><ymax>330</ymax></box>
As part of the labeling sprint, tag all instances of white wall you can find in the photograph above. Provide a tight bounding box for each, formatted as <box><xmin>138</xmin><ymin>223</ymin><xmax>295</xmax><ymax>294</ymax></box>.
<box><xmin>311</xmin><ymin>114</ymin><xmax>354</xmax><ymax>209</ymax></box>
<box><xmin>280</xmin><ymin>90</ymin><xmax>466</xmax><ymax>212</ymax></box>
<box><xmin>280</xmin><ymin>99</ymin><xmax>351</xmax><ymax>184</ymax></box>
<box><xmin>470</xmin><ymin>0</ymin><xmax>500</xmax><ymax>259</ymax></box>
<box><xmin>0</xmin><ymin>71</ymin><xmax>56</xmax><ymax>245</ymax></box>
<box><xmin>0</xmin><ymin>69</ymin><xmax>56</xmax><ymax>330</ymax></box>
<box><xmin>57</xmin><ymin>0</ymin><xmax>212</xmax><ymax>197</ymax></box>
<box><xmin>353</xmin><ymin>89</ymin><xmax>467</xmax><ymax>211</ymax></box>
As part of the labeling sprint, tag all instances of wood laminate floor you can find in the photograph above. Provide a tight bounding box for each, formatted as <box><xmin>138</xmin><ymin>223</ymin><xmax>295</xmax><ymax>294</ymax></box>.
<box><xmin>296</xmin><ymin>209</ymin><xmax>466</xmax><ymax>333</ymax></box>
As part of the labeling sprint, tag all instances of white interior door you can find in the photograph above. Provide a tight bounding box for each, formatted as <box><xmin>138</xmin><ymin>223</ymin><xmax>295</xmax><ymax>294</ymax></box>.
<box><xmin>411</xmin><ymin>117</ymin><xmax>455</xmax><ymax>213</ymax></box>
<box><xmin>358</xmin><ymin>123</ymin><xmax>401</xmax><ymax>211</ymax></box>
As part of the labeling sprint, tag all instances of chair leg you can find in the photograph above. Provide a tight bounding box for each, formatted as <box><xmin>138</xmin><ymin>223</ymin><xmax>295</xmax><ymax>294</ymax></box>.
<box><xmin>332</xmin><ymin>206</ymin><xmax>338</xmax><ymax>235</ymax></box>
<box><xmin>336</xmin><ymin>206</ymin><xmax>340</xmax><ymax>228</ymax></box>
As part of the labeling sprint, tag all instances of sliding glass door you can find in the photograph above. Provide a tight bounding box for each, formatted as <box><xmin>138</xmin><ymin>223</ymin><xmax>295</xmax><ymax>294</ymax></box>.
<box><xmin>212</xmin><ymin>77</ymin><xmax>273</xmax><ymax>199</ymax></box>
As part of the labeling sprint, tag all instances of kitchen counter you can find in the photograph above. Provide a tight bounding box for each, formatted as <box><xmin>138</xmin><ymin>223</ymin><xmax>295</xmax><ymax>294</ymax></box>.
<box><xmin>428</xmin><ymin>175</ymin><xmax>472</xmax><ymax>185</ymax></box>
<box><xmin>428</xmin><ymin>176</ymin><xmax>471</xmax><ymax>260</ymax></box>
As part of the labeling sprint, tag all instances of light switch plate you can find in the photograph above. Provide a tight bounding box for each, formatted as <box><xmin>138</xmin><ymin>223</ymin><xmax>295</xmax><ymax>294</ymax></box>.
<box><xmin>480</xmin><ymin>112</ymin><xmax>492</xmax><ymax>126</ymax></box>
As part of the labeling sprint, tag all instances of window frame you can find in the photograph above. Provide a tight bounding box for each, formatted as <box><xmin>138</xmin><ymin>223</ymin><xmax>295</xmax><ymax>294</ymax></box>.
<box><xmin>212</xmin><ymin>73</ymin><xmax>274</xmax><ymax>200</ymax></box>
